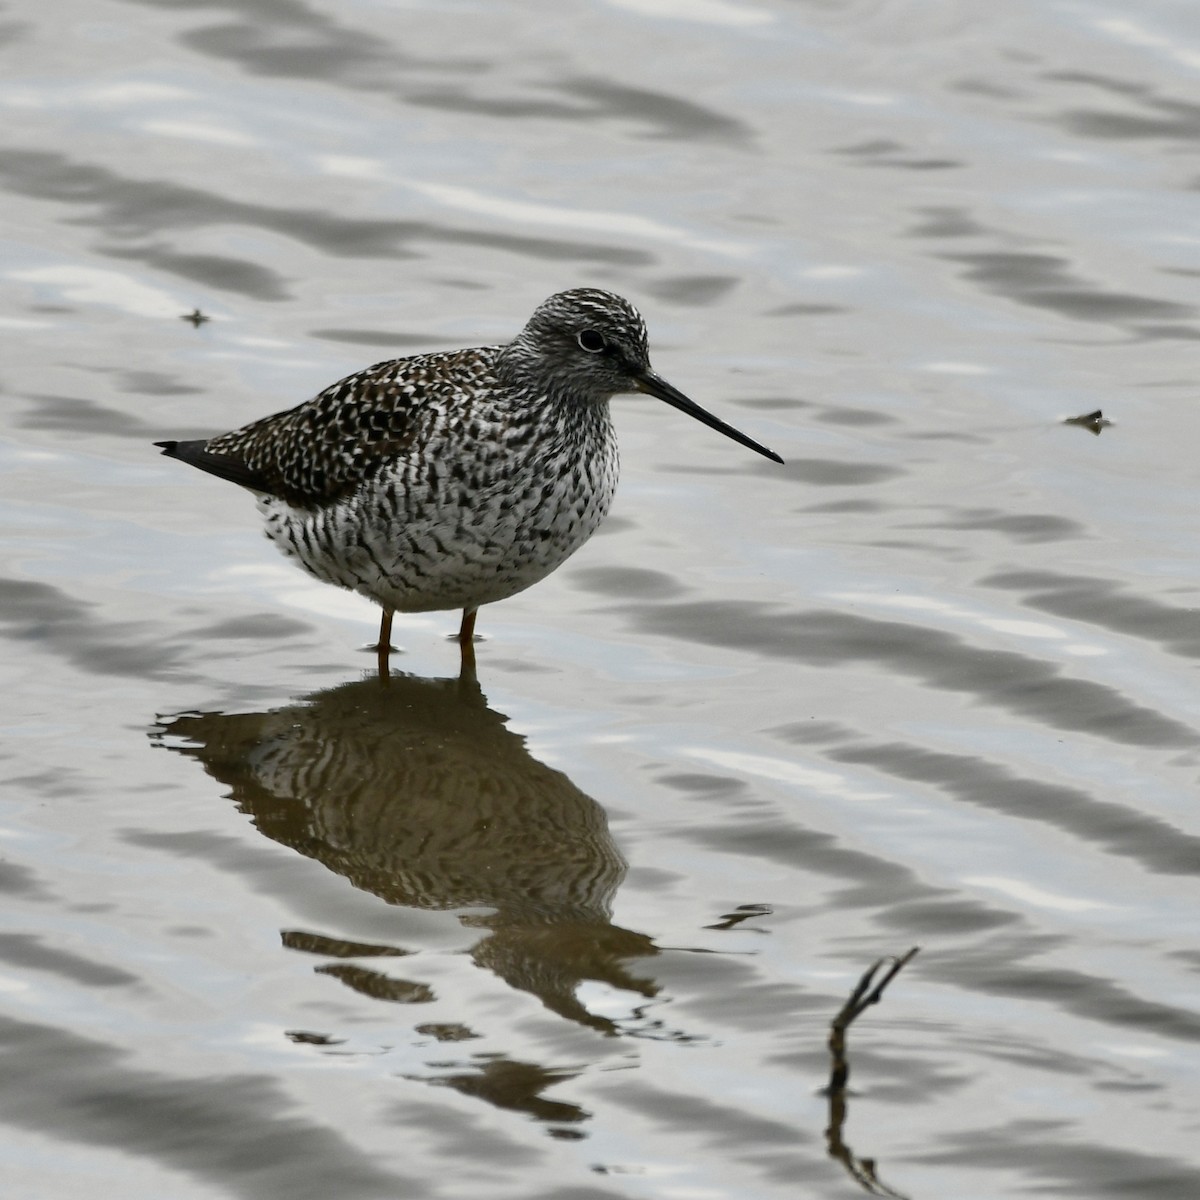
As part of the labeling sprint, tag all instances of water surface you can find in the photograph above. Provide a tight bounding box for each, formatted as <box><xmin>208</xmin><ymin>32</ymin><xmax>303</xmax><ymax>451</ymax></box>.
<box><xmin>3</xmin><ymin>1</ymin><xmax>1200</xmax><ymax>1197</ymax></box>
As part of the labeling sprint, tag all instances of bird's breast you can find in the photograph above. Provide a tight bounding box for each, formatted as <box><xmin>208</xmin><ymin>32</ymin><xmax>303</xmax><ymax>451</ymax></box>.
<box><xmin>259</xmin><ymin>400</ymin><xmax>619</xmax><ymax>612</ymax></box>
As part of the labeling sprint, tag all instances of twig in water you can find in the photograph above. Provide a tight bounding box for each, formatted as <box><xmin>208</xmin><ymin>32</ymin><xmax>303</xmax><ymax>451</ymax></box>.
<box><xmin>824</xmin><ymin>947</ymin><xmax>920</xmax><ymax>1198</ymax></box>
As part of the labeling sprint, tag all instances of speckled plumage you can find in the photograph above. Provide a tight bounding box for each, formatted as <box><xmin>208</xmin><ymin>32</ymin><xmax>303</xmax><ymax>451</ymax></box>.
<box><xmin>156</xmin><ymin>288</ymin><xmax>782</xmax><ymax>663</ymax></box>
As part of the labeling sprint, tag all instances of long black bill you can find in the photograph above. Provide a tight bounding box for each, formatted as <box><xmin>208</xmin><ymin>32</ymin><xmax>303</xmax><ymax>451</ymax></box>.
<box><xmin>634</xmin><ymin>370</ymin><xmax>784</xmax><ymax>465</ymax></box>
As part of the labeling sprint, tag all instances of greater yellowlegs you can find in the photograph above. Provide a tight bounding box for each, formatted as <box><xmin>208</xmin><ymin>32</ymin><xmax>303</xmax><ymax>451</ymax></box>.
<box><xmin>156</xmin><ymin>288</ymin><xmax>783</xmax><ymax>668</ymax></box>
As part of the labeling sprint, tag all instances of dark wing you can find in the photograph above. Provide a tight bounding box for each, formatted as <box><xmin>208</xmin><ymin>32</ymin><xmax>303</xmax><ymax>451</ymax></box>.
<box><xmin>156</xmin><ymin>347</ymin><xmax>498</xmax><ymax>508</ymax></box>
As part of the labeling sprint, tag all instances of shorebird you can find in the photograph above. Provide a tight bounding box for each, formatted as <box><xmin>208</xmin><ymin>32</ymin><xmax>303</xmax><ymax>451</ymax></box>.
<box><xmin>156</xmin><ymin>288</ymin><xmax>783</xmax><ymax>669</ymax></box>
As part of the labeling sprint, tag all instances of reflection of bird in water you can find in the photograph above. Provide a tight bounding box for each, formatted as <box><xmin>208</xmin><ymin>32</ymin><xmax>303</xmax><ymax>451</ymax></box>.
<box><xmin>155</xmin><ymin>669</ymin><xmax>657</xmax><ymax>1033</ymax></box>
<box><xmin>154</xmin><ymin>288</ymin><xmax>782</xmax><ymax>671</ymax></box>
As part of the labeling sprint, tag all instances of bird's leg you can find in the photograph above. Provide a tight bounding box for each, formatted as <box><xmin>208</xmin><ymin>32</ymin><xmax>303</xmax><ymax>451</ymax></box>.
<box><xmin>457</xmin><ymin>608</ymin><xmax>478</xmax><ymax>644</ymax></box>
<box><xmin>376</xmin><ymin>607</ymin><xmax>394</xmax><ymax>679</ymax></box>
<box><xmin>457</xmin><ymin>608</ymin><xmax>478</xmax><ymax>671</ymax></box>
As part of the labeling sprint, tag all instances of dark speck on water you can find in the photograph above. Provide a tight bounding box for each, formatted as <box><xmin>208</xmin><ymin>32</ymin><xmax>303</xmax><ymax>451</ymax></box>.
<box><xmin>1064</xmin><ymin>409</ymin><xmax>1112</xmax><ymax>435</ymax></box>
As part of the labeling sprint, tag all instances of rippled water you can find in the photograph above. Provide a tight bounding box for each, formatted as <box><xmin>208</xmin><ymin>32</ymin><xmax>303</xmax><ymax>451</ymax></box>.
<box><xmin>4</xmin><ymin>1</ymin><xmax>1200</xmax><ymax>1197</ymax></box>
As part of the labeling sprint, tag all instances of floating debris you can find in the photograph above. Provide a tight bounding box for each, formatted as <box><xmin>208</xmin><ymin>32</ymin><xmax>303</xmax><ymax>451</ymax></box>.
<box><xmin>1063</xmin><ymin>409</ymin><xmax>1111</xmax><ymax>435</ymax></box>
<box><xmin>284</xmin><ymin>1030</ymin><xmax>345</xmax><ymax>1045</ymax></box>
<box><xmin>705</xmin><ymin>902</ymin><xmax>774</xmax><ymax>931</ymax></box>
<box><xmin>180</xmin><ymin>307</ymin><xmax>210</xmax><ymax>327</ymax></box>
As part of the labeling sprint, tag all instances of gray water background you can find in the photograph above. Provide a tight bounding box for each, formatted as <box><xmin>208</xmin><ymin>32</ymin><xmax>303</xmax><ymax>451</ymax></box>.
<box><xmin>3</xmin><ymin>1</ymin><xmax>1200</xmax><ymax>1197</ymax></box>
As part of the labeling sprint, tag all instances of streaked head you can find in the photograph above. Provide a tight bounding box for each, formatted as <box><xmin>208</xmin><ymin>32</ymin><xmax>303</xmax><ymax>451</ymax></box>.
<box><xmin>505</xmin><ymin>288</ymin><xmax>651</xmax><ymax>405</ymax></box>
<box><xmin>504</xmin><ymin>288</ymin><xmax>783</xmax><ymax>464</ymax></box>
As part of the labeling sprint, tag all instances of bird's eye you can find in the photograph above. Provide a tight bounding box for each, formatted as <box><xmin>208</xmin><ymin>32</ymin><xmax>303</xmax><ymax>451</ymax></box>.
<box><xmin>577</xmin><ymin>329</ymin><xmax>607</xmax><ymax>353</ymax></box>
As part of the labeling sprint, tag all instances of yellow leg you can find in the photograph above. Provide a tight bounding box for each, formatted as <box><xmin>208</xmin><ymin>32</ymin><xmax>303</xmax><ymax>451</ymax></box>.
<box><xmin>457</xmin><ymin>608</ymin><xmax>477</xmax><ymax>671</ymax></box>
<box><xmin>457</xmin><ymin>608</ymin><xmax>478</xmax><ymax>644</ymax></box>
<box><xmin>376</xmin><ymin>607</ymin><xmax>394</xmax><ymax>679</ymax></box>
